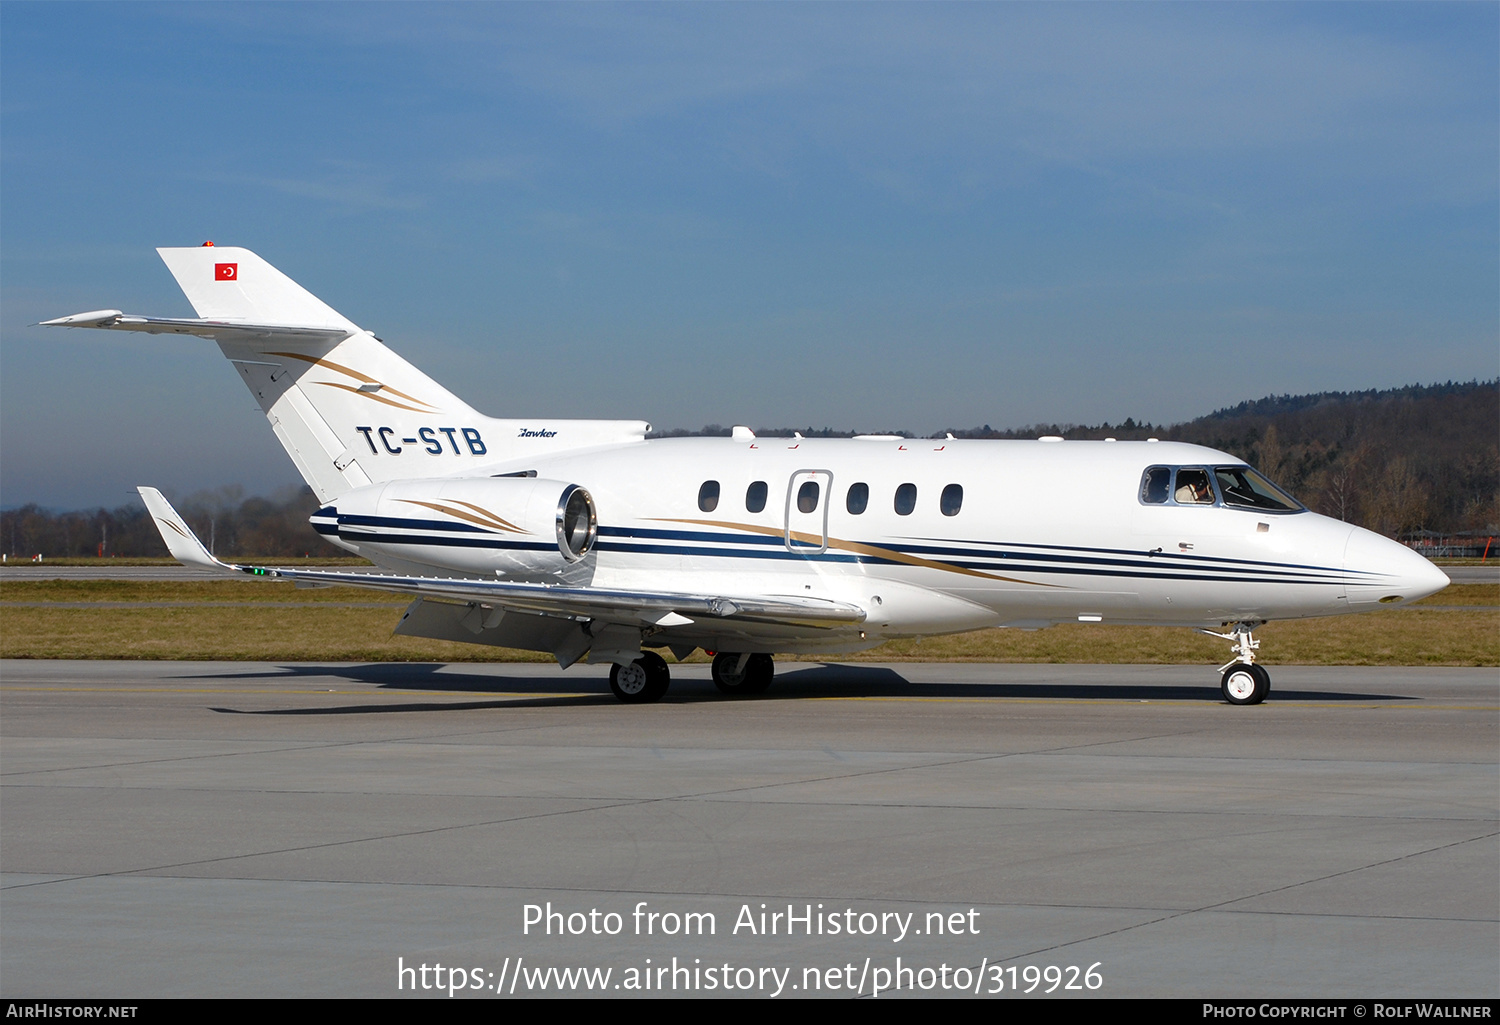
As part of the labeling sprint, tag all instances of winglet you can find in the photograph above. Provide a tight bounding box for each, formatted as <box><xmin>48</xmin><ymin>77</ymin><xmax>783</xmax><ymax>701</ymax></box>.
<box><xmin>136</xmin><ymin>487</ymin><xmax>234</xmax><ymax>571</ymax></box>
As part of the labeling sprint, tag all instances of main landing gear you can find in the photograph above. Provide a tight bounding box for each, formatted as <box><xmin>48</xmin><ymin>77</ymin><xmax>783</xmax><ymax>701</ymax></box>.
<box><xmin>609</xmin><ymin>651</ymin><xmax>670</xmax><ymax>704</ymax></box>
<box><xmin>710</xmin><ymin>652</ymin><xmax>774</xmax><ymax>696</ymax></box>
<box><xmin>1199</xmin><ymin>621</ymin><xmax>1270</xmax><ymax>705</ymax></box>
<box><xmin>606</xmin><ymin>650</ymin><xmax>777</xmax><ymax>703</ymax></box>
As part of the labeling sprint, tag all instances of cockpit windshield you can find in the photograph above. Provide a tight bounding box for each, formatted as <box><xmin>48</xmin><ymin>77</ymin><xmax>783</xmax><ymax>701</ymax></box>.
<box><xmin>1213</xmin><ymin>466</ymin><xmax>1302</xmax><ymax>512</ymax></box>
<box><xmin>1139</xmin><ymin>464</ymin><xmax>1303</xmax><ymax>512</ymax></box>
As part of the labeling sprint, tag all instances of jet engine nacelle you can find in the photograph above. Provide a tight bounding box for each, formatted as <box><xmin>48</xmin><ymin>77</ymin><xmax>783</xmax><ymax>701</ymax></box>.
<box><xmin>316</xmin><ymin>476</ymin><xmax>598</xmax><ymax>577</ymax></box>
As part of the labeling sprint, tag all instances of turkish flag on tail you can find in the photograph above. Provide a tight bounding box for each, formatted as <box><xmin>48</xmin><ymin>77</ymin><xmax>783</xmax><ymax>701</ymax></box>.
<box><xmin>214</xmin><ymin>263</ymin><xmax>238</xmax><ymax>281</ymax></box>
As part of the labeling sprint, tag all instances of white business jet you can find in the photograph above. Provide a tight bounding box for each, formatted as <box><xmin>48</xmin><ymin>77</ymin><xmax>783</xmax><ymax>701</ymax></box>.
<box><xmin>45</xmin><ymin>246</ymin><xmax>1449</xmax><ymax>704</ymax></box>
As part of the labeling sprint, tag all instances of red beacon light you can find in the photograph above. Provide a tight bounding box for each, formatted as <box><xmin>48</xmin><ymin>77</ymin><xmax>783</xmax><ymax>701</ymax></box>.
<box><xmin>201</xmin><ymin>241</ymin><xmax>214</xmax><ymax>247</ymax></box>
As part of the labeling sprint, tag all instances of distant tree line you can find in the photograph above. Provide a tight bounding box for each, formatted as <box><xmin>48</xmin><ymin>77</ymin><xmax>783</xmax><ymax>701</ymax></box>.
<box><xmin>1</xmin><ymin>484</ymin><xmax>327</xmax><ymax>560</ymax></box>
<box><xmin>5</xmin><ymin>380</ymin><xmax>1495</xmax><ymax>558</ymax></box>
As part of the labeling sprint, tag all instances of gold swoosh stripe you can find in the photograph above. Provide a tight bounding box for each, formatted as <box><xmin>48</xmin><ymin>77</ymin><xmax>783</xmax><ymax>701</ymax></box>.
<box><xmin>650</xmin><ymin>517</ymin><xmax>1063</xmax><ymax>588</ymax></box>
<box><xmin>313</xmin><ymin>381</ymin><xmax>435</xmax><ymax>414</ymax></box>
<box><xmin>268</xmin><ymin>351</ymin><xmax>440</xmax><ymax>411</ymax></box>
<box><xmin>444</xmin><ymin>499</ymin><xmax>528</xmax><ymax>533</ymax></box>
<box><xmin>396</xmin><ymin>499</ymin><xmax>526</xmax><ymax>534</ymax></box>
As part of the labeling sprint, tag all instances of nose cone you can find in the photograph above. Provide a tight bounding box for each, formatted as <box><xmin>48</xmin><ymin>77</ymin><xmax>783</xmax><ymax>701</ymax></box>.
<box><xmin>1343</xmin><ymin>526</ymin><xmax>1450</xmax><ymax>608</ymax></box>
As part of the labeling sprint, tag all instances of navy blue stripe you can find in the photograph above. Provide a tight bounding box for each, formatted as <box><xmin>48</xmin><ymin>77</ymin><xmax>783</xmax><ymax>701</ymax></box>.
<box><xmin>937</xmin><ymin>560</ymin><xmax>1350</xmax><ymax>586</ymax></box>
<box><xmin>596</xmin><ymin>541</ymin><xmax>868</xmax><ymax>564</ymax></box>
<box><xmin>901</xmin><ymin>535</ymin><xmax>1362</xmax><ymax>578</ymax></box>
<box><xmin>922</xmin><ymin>550</ymin><xmax>1343</xmax><ymax>583</ymax></box>
<box><xmin>336</xmin><ymin>531</ymin><xmax>554</xmax><ymax>553</ymax></box>
<box><xmin>602</xmin><ymin>523</ymin><xmax>1349</xmax><ymax>581</ymax></box>
<box><xmin>599</xmin><ymin>525</ymin><xmax>785</xmax><ymax>547</ymax></box>
<box><xmin>341</xmin><ymin>531</ymin><xmax>1361</xmax><ymax>586</ymax></box>
<box><xmin>336</xmin><ymin>513</ymin><xmax>490</xmax><ymax>534</ymax></box>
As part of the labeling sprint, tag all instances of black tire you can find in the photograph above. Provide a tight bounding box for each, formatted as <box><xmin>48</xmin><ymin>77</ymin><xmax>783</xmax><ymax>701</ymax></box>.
<box><xmin>1221</xmin><ymin>664</ymin><xmax>1269</xmax><ymax>705</ymax></box>
<box><xmin>711</xmin><ymin>652</ymin><xmax>774</xmax><ymax>696</ymax></box>
<box><xmin>610</xmin><ymin>654</ymin><xmax>670</xmax><ymax>703</ymax></box>
<box><xmin>742</xmin><ymin>653</ymin><xmax>774</xmax><ymax>694</ymax></box>
<box><xmin>711</xmin><ymin>652</ymin><xmax>750</xmax><ymax>695</ymax></box>
<box><xmin>639</xmin><ymin>651</ymin><xmax>671</xmax><ymax>701</ymax></box>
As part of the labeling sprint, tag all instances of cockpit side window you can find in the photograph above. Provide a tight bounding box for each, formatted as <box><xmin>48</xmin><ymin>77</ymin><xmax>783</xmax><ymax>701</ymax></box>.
<box><xmin>1173</xmin><ymin>468</ymin><xmax>1214</xmax><ymax>505</ymax></box>
<box><xmin>1140</xmin><ymin>467</ymin><xmax>1171</xmax><ymax>504</ymax></box>
<box><xmin>1215</xmin><ymin>466</ymin><xmax>1302</xmax><ymax>512</ymax></box>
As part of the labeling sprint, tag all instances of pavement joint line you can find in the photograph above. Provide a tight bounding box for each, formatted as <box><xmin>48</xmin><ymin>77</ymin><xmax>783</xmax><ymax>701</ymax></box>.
<box><xmin>0</xmin><ymin>729</ymin><xmax>1212</xmax><ymax>891</ymax></box>
<box><xmin>891</xmin><ymin>829</ymin><xmax>1500</xmax><ymax>998</ymax></box>
<box><xmin>5</xmin><ymin>781</ymin><xmax>1493</xmax><ymax>824</ymax></box>
<box><xmin>960</xmin><ymin>830</ymin><xmax>1500</xmax><ymax>970</ymax></box>
<box><xmin>0</xmin><ymin>714</ymin><xmax>599</xmax><ymax>778</ymax></box>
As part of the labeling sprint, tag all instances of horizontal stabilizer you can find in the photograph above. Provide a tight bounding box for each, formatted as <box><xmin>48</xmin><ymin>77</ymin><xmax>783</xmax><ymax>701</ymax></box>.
<box><xmin>42</xmin><ymin>312</ymin><xmax>352</xmax><ymax>345</ymax></box>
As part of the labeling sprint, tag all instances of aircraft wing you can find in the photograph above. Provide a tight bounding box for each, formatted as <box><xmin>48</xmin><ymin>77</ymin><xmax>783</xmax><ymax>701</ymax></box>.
<box><xmin>42</xmin><ymin>311</ymin><xmax>351</xmax><ymax>346</ymax></box>
<box><xmin>137</xmin><ymin>487</ymin><xmax>864</xmax><ymax>630</ymax></box>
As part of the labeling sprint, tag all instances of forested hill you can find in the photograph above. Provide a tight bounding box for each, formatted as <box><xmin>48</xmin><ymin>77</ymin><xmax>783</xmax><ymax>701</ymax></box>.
<box><xmin>4</xmin><ymin>381</ymin><xmax>1496</xmax><ymax>558</ymax></box>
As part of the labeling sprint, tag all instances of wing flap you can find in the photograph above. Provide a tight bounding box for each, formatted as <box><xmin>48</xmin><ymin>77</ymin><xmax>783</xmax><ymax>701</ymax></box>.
<box><xmin>235</xmin><ymin>565</ymin><xmax>865</xmax><ymax>628</ymax></box>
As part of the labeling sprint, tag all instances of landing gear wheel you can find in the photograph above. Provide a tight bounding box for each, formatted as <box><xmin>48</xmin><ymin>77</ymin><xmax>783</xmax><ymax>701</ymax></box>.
<box><xmin>711</xmin><ymin>652</ymin><xmax>775</xmax><ymax>696</ymax></box>
<box><xmin>1221</xmin><ymin>663</ymin><xmax>1269</xmax><ymax>705</ymax></box>
<box><xmin>610</xmin><ymin>652</ymin><xmax>671</xmax><ymax>703</ymax></box>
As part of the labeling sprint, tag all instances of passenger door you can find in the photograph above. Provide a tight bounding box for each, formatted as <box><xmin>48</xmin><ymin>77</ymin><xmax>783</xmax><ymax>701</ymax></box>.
<box><xmin>784</xmin><ymin>470</ymin><xmax>833</xmax><ymax>553</ymax></box>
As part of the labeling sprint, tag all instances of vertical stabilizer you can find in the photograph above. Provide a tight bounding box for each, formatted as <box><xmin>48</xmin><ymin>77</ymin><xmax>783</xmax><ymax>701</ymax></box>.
<box><xmin>156</xmin><ymin>247</ymin><xmax>358</xmax><ymax>329</ymax></box>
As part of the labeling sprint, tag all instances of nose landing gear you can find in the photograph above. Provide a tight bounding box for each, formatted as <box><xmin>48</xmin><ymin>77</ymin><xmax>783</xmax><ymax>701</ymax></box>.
<box><xmin>1199</xmin><ymin>621</ymin><xmax>1270</xmax><ymax>705</ymax></box>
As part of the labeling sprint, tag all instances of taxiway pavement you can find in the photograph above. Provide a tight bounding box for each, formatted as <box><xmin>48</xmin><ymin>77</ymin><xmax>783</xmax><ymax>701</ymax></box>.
<box><xmin>2</xmin><ymin>660</ymin><xmax>1495</xmax><ymax>998</ymax></box>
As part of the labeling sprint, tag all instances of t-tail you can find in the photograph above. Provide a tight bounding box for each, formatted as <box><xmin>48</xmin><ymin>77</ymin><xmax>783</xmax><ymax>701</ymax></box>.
<box><xmin>43</xmin><ymin>245</ymin><xmax>649</xmax><ymax>503</ymax></box>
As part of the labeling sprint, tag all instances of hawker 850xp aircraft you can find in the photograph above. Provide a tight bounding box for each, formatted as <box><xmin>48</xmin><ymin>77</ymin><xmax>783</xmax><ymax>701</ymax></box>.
<box><xmin>45</xmin><ymin>245</ymin><xmax>1449</xmax><ymax>704</ymax></box>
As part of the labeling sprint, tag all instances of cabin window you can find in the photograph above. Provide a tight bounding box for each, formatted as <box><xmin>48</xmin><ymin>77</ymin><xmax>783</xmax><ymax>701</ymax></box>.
<box><xmin>846</xmin><ymin>482</ymin><xmax>869</xmax><ymax>515</ymax></box>
<box><xmin>1173</xmin><ymin>468</ymin><xmax>1214</xmax><ymax>505</ymax></box>
<box><xmin>745</xmin><ymin>480</ymin><xmax>768</xmax><ymax>513</ymax></box>
<box><xmin>940</xmin><ymin>483</ymin><xmax>963</xmax><ymax>516</ymax></box>
<box><xmin>698</xmin><ymin>480</ymin><xmax>720</xmax><ymax>512</ymax></box>
<box><xmin>894</xmin><ymin>482</ymin><xmax>917</xmax><ymax>516</ymax></box>
<box><xmin>797</xmin><ymin>481</ymin><xmax>820</xmax><ymax>514</ymax></box>
<box><xmin>1140</xmin><ymin>466</ymin><xmax>1171</xmax><ymax>504</ymax></box>
<box><xmin>1215</xmin><ymin>466</ymin><xmax>1301</xmax><ymax>512</ymax></box>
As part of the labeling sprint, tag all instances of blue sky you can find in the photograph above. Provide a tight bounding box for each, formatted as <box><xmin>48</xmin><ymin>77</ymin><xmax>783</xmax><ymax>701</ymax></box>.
<box><xmin>3</xmin><ymin>2</ymin><xmax>1496</xmax><ymax>508</ymax></box>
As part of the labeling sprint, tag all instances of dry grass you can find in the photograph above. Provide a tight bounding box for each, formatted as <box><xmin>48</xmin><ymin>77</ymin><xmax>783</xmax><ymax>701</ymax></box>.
<box><xmin>0</xmin><ymin>579</ymin><xmax>406</xmax><ymax>604</ymax></box>
<box><xmin>0</xmin><ymin>579</ymin><xmax>1493</xmax><ymax>665</ymax></box>
<box><xmin>1413</xmin><ymin>583</ymin><xmax>1498</xmax><ymax>606</ymax></box>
